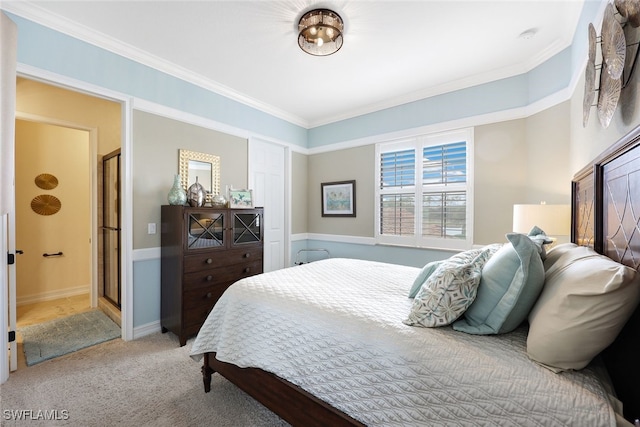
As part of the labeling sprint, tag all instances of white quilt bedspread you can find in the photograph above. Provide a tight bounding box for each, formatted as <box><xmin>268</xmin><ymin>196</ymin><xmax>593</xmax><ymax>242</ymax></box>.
<box><xmin>190</xmin><ymin>258</ymin><xmax>617</xmax><ymax>426</ymax></box>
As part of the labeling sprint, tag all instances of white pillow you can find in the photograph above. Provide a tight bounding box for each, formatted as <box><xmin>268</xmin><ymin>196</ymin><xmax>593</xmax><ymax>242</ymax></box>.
<box><xmin>542</xmin><ymin>242</ymin><xmax>578</xmax><ymax>271</ymax></box>
<box><xmin>404</xmin><ymin>248</ymin><xmax>493</xmax><ymax>328</ymax></box>
<box><xmin>527</xmin><ymin>245</ymin><xmax>640</xmax><ymax>371</ymax></box>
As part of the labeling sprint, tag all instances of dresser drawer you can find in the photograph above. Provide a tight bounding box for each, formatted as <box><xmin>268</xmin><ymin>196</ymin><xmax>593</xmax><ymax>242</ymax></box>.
<box><xmin>183</xmin><ymin>283</ymin><xmax>232</xmax><ymax>329</ymax></box>
<box><xmin>184</xmin><ymin>246</ymin><xmax>262</xmax><ymax>273</ymax></box>
<box><xmin>183</xmin><ymin>260</ymin><xmax>263</xmax><ymax>289</ymax></box>
<box><xmin>184</xmin><ymin>282</ymin><xmax>231</xmax><ymax>310</ymax></box>
<box><xmin>183</xmin><ymin>304</ymin><xmax>212</xmax><ymax>331</ymax></box>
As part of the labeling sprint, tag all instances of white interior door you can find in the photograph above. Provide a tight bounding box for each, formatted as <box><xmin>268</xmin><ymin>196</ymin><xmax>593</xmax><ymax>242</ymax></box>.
<box><xmin>248</xmin><ymin>138</ymin><xmax>287</xmax><ymax>272</ymax></box>
<box><xmin>1</xmin><ymin>11</ymin><xmax>19</xmax><ymax>381</ymax></box>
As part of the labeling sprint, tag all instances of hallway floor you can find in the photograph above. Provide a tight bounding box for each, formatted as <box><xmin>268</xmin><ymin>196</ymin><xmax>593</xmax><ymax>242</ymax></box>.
<box><xmin>15</xmin><ymin>294</ymin><xmax>92</xmax><ymax>369</ymax></box>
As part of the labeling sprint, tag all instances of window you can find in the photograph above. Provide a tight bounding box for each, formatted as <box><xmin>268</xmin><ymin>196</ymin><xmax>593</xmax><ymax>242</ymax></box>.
<box><xmin>375</xmin><ymin>128</ymin><xmax>473</xmax><ymax>249</ymax></box>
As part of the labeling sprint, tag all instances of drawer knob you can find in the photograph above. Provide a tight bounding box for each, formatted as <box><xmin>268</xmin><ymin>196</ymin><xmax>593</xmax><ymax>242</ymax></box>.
<box><xmin>206</xmin><ymin>275</ymin><xmax>213</xmax><ymax>281</ymax></box>
<box><xmin>244</xmin><ymin>253</ymin><xmax>250</xmax><ymax>258</ymax></box>
<box><xmin>206</xmin><ymin>258</ymin><xmax>213</xmax><ymax>264</ymax></box>
<box><xmin>244</xmin><ymin>267</ymin><xmax>251</xmax><ymax>273</ymax></box>
<box><xmin>206</xmin><ymin>292</ymin><xmax>213</xmax><ymax>299</ymax></box>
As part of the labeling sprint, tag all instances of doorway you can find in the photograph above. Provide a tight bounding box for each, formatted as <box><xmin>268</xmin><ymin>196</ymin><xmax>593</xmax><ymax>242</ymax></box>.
<box><xmin>15</xmin><ymin>120</ymin><xmax>92</xmax><ymax>305</ymax></box>
<box><xmin>12</xmin><ymin>78</ymin><xmax>123</xmax><ymax>368</ymax></box>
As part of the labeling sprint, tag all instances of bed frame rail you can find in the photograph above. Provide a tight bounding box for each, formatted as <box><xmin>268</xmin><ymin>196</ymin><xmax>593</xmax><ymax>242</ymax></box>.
<box><xmin>203</xmin><ymin>353</ymin><xmax>365</xmax><ymax>427</ymax></box>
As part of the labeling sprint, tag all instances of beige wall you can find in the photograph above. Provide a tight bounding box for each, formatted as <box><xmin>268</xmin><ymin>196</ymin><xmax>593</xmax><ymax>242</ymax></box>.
<box><xmin>524</xmin><ymin>102</ymin><xmax>572</xmax><ymax>204</ymax></box>
<box><xmin>291</xmin><ymin>151</ymin><xmax>308</xmax><ymax>234</ymax></box>
<box><xmin>16</xmin><ymin>78</ymin><xmax>121</xmax><ymax>156</ymax></box>
<box><xmin>307</xmin><ymin>145</ymin><xmax>374</xmax><ymax>237</ymax></box>
<box><xmin>132</xmin><ymin>110</ymin><xmax>248</xmax><ymax>249</ymax></box>
<box><xmin>474</xmin><ymin>102</ymin><xmax>573</xmax><ymax>245</ymax></box>
<box><xmin>474</xmin><ymin>119</ymin><xmax>528</xmax><ymax>245</ymax></box>
<box><xmin>15</xmin><ymin>120</ymin><xmax>91</xmax><ymax>301</ymax></box>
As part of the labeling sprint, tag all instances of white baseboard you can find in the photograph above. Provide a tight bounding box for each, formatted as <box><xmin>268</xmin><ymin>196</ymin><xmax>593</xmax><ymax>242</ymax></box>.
<box><xmin>132</xmin><ymin>320</ymin><xmax>162</xmax><ymax>339</ymax></box>
<box><xmin>17</xmin><ymin>286</ymin><xmax>89</xmax><ymax>306</ymax></box>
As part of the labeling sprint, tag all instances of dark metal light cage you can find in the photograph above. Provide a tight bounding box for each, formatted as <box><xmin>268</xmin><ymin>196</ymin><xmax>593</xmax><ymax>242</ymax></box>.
<box><xmin>298</xmin><ymin>9</ymin><xmax>344</xmax><ymax>56</ymax></box>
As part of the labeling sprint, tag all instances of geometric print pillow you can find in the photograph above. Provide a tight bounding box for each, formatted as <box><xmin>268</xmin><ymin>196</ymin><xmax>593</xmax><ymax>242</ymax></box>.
<box><xmin>404</xmin><ymin>247</ymin><xmax>495</xmax><ymax>328</ymax></box>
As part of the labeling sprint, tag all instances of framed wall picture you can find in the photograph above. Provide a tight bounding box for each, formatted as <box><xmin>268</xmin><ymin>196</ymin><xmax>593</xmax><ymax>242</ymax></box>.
<box><xmin>321</xmin><ymin>180</ymin><xmax>356</xmax><ymax>217</ymax></box>
<box><xmin>228</xmin><ymin>189</ymin><xmax>254</xmax><ymax>209</ymax></box>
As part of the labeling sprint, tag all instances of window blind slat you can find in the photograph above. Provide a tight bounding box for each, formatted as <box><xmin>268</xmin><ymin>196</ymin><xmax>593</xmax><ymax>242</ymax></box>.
<box><xmin>423</xmin><ymin>141</ymin><xmax>466</xmax><ymax>185</ymax></box>
<box><xmin>379</xmin><ymin>194</ymin><xmax>415</xmax><ymax>235</ymax></box>
<box><xmin>422</xmin><ymin>191</ymin><xmax>466</xmax><ymax>239</ymax></box>
<box><xmin>380</xmin><ymin>149</ymin><xmax>415</xmax><ymax>188</ymax></box>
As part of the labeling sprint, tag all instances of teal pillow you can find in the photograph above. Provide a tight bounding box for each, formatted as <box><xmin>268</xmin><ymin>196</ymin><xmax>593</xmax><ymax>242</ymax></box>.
<box><xmin>408</xmin><ymin>260</ymin><xmax>445</xmax><ymax>298</ymax></box>
<box><xmin>452</xmin><ymin>233</ymin><xmax>545</xmax><ymax>335</ymax></box>
<box><xmin>526</xmin><ymin>226</ymin><xmax>553</xmax><ymax>260</ymax></box>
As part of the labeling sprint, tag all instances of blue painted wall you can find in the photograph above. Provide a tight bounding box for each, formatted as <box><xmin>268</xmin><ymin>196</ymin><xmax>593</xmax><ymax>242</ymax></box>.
<box><xmin>132</xmin><ymin>259</ymin><xmax>160</xmax><ymax>328</ymax></box>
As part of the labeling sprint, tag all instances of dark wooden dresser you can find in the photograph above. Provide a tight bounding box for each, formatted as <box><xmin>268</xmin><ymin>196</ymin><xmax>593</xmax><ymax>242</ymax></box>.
<box><xmin>161</xmin><ymin>205</ymin><xmax>264</xmax><ymax>346</ymax></box>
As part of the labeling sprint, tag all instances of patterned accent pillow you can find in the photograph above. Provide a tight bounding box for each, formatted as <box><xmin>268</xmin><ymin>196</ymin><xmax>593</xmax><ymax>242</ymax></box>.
<box><xmin>404</xmin><ymin>248</ymin><xmax>495</xmax><ymax>328</ymax></box>
<box><xmin>408</xmin><ymin>260</ymin><xmax>445</xmax><ymax>298</ymax></box>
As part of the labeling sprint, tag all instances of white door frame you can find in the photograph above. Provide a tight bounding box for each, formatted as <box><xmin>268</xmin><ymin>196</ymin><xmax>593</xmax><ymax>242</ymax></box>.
<box><xmin>1</xmin><ymin>11</ymin><xmax>18</xmax><ymax>381</ymax></box>
<box><xmin>15</xmin><ymin>65</ymin><xmax>134</xmax><ymax>343</ymax></box>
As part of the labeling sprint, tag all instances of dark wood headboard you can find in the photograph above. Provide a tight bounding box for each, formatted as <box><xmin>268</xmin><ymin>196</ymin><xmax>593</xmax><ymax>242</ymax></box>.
<box><xmin>571</xmin><ymin>124</ymin><xmax>640</xmax><ymax>422</ymax></box>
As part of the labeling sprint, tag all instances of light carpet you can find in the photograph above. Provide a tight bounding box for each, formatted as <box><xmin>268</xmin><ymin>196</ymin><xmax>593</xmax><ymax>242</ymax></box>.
<box><xmin>0</xmin><ymin>332</ymin><xmax>289</xmax><ymax>426</ymax></box>
<box><xmin>19</xmin><ymin>310</ymin><xmax>121</xmax><ymax>366</ymax></box>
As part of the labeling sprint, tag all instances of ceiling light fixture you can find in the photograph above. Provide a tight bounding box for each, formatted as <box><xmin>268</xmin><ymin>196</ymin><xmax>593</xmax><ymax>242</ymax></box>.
<box><xmin>298</xmin><ymin>9</ymin><xmax>344</xmax><ymax>56</ymax></box>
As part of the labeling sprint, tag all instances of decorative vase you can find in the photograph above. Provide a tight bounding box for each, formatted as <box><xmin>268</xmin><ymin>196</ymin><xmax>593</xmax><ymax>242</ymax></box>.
<box><xmin>210</xmin><ymin>193</ymin><xmax>227</xmax><ymax>208</ymax></box>
<box><xmin>187</xmin><ymin>176</ymin><xmax>206</xmax><ymax>207</ymax></box>
<box><xmin>167</xmin><ymin>174</ymin><xmax>187</xmax><ymax>206</ymax></box>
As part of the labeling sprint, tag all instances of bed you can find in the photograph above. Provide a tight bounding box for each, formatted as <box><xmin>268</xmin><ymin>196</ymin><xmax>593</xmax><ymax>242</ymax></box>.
<box><xmin>190</xmin><ymin>125</ymin><xmax>640</xmax><ymax>426</ymax></box>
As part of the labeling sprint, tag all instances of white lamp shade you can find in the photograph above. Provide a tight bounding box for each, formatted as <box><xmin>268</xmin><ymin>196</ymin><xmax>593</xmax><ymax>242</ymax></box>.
<box><xmin>513</xmin><ymin>204</ymin><xmax>571</xmax><ymax>236</ymax></box>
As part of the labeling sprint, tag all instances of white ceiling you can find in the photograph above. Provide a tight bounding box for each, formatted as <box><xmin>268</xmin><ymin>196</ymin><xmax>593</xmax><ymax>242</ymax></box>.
<box><xmin>9</xmin><ymin>1</ymin><xmax>586</xmax><ymax>128</ymax></box>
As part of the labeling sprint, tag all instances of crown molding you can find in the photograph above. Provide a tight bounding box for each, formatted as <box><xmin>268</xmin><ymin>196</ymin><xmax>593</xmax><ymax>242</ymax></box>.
<box><xmin>2</xmin><ymin>1</ymin><xmax>582</xmax><ymax>132</ymax></box>
<box><xmin>307</xmin><ymin>35</ymin><xmax>573</xmax><ymax>128</ymax></box>
<box><xmin>2</xmin><ymin>1</ymin><xmax>310</xmax><ymax>128</ymax></box>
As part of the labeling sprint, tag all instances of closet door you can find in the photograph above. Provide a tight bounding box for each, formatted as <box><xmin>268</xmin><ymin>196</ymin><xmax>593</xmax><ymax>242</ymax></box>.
<box><xmin>248</xmin><ymin>138</ymin><xmax>286</xmax><ymax>272</ymax></box>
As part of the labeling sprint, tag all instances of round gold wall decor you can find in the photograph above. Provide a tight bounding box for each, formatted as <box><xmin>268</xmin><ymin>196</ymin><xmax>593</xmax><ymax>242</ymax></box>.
<box><xmin>34</xmin><ymin>173</ymin><xmax>59</xmax><ymax>190</ymax></box>
<box><xmin>31</xmin><ymin>194</ymin><xmax>61</xmax><ymax>216</ymax></box>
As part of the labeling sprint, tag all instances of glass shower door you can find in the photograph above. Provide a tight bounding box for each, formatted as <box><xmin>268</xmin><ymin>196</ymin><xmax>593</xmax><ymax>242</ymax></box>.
<box><xmin>102</xmin><ymin>150</ymin><xmax>121</xmax><ymax>308</ymax></box>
